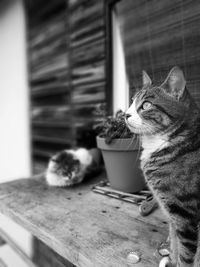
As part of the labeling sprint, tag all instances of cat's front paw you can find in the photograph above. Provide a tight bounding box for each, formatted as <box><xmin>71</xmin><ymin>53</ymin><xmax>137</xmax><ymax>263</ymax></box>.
<box><xmin>159</xmin><ymin>257</ymin><xmax>174</xmax><ymax>267</ymax></box>
<box><xmin>46</xmin><ymin>166</ymin><xmax>73</xmax><ymax>187</ymax></box>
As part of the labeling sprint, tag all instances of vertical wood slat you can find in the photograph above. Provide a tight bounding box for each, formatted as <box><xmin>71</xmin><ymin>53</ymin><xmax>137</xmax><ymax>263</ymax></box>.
<box><xmin>68</xmin><ymin>0</ymin><xmax>106</xmax><ymax>148</ymax></box>
<box><xmin>26</xmin><ymin>0</ymin><xmax>74</xmax><ymax>174</ymax></box>
<box><xmin>0</xmin><ymin>228</ymin><xmax>36</xmax><ymax>267</ymax></box>
<box><xmin>27</xmin><ymin>0</ymin><xmax>107</xmax><ymax>172</ymax></box>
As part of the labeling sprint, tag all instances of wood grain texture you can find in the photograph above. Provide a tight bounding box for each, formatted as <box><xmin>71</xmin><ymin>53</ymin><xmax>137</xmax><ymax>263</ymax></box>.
<box><xmin>115</xmin><ymin>0</ymin><xmax>200</xmax><ymax>103</ymax></box>
<box><xmin>0</xmin><ymin>259</ymin><xmax>7</xmax><ymax>267</ymax></box>
<box><xmin>0</xmin><ymin>175</ymin><xmax>168</xmax><ymax>267</ymax></box>
<box><xmin>27</xmin><ymin>0</ymin><xmax>107</xmax><ymax>173</ymax></box>
<box><xmin>26</xmin><ymin>0</ymin><xmax>74</xmax><ymax>173</ymax></box>
<box><xmin>33</xmin><ymin>238</ymin><xmax>75</xmax><ymax>267</ymax></box>
<box><xmin>0</xmin><ymin>229</ymin><xmax>36</xmax><ymax>267</ymax></box>
<box><xmin>68</xmin><ymin>0</ymin><xmax>106</xmax><ymax>147</ymax></box>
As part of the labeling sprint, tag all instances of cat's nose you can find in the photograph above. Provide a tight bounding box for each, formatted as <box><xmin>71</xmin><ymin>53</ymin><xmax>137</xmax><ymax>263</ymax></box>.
<box><xmin>125</xmin><ymin>114</ymin><xmax>131</xmax><ymax>120</ymax></box>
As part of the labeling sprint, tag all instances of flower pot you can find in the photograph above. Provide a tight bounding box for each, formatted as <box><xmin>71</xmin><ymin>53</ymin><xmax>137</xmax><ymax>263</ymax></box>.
<box><xmin>96</xmin><ymin>136</ymin><xmax>145</xmax><ymax>193</ymax></box>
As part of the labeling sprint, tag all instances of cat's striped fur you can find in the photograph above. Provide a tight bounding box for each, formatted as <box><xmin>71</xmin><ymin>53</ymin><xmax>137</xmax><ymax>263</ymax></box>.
<box><xmin>126</xmin><ymin>67</ymin><xmax>200</xmax><ymax>267</ymax></box>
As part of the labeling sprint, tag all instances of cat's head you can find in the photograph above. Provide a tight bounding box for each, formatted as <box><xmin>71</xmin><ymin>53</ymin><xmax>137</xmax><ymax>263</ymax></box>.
<box><xmin>51</xmin><ymin>150</ymin><xmax>81</xmax><ymax>179</ymax></box>
<box><xmin>126</xmin><ymin>66</ymin><xmax>192</xmax><ymax>136</ymax></box>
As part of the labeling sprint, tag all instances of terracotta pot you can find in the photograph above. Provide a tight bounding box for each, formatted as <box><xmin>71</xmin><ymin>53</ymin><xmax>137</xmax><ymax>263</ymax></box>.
<box><xmin>96</xmin><ymin>136</ymin><xmax>145</xmax><ymax>193</ymax></box>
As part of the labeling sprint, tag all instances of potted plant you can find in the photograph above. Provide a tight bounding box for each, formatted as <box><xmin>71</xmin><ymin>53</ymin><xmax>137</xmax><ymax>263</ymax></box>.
<box><xmin>94</xmin><ymin>108</ymin><xmax>145</xmax><ymax>193</ymax></box>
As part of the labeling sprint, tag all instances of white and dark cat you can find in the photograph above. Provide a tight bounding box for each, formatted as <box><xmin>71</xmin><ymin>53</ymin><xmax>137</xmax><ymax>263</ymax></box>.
<box><xmin>46</xmin><ymin>148</ymin><xmax>100</xmax><ymax>187</ymax></box>
<box><xmin>126</xmin><ymin>67</ymin><xmax>200</xmax><ymax>267</ymax></box>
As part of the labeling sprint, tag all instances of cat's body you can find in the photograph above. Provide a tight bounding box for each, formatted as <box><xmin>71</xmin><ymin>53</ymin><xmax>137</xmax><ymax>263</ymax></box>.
<box><xmin>126</xmin><ymin>67</ymin><xmax>200</xmax><ymax>267</ymax></box>
<box><xmin>141</xmin><ymin>113</ymin><xmax>200</xmax><ymax>267</ymax></box>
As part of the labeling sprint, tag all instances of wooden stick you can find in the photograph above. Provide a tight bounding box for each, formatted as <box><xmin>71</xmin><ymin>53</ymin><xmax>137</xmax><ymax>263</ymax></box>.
<box><xmin>94</xmin><ymin>185</ymin><xmax>147</xmax><ymax>200</ymax></box>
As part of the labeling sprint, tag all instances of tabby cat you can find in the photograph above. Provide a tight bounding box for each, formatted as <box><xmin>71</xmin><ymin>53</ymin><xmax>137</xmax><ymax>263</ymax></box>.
<box><xmin>125</xmin><ymin>67</ymin><xmax>200</xmax><ymax>267</ymax></box>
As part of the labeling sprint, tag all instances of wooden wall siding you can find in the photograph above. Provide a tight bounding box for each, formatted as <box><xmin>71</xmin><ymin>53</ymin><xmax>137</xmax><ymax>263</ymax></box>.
<box><xmin>27</xmin><ymin>0</ymin><xmax>107</xmax><ymax>173</ymax></box>
<box><xmin>115</xmin><ymin>0</ymin><xmax>200</xmax><ymax>103</ymax></box>
<box><xmin>68</xmin><ymin>0</ymin><xmax>106</xmax><ymax>147</ymax></box>
<box><xmin>27</xmin><ymin>0</ymin><xmax>67</xmax><ymax>27</ymax></box>
<box><xmin>27</xmin><ymin>0</ymin><xmax>74</xmax><ymax>174</ymax></box>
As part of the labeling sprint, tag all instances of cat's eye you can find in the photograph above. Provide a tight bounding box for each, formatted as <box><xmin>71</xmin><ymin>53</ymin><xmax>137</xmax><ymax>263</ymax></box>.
<box><xmin>142</xmin><ymin>101</ymin><xmax>152</xmax><ymax>110</ymax></box>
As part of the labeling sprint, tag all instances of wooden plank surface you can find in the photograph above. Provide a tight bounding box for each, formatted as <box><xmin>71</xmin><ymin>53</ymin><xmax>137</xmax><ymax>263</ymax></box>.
<box><xmin>0</xmin><ymin>258</ymin><xmax>7</xmax><ymax>267</ymax></box>
<box><xmin>0</xmin><ymin>175</ymin><xmax>168</xmax><ymax>267</ymax></box>
<box><xmin>0</xmin><ymin>229</ymin><xmax>36</xmax><ymax>267</ymax></box>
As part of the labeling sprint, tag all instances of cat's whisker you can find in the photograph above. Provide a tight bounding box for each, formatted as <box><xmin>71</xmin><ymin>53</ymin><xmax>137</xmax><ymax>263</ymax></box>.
<box><xmin>133</xmin><ymin>136</ymin><xmax>142</xmax><ymax>167</ymax></box>
<box><xmin>126</xmin><ymin>134</ymin><xmax>136</xmax><ymax>150</ymax></box>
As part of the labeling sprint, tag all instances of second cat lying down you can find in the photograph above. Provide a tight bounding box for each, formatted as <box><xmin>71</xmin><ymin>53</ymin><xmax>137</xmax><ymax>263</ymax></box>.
<box><xmin>46</xmin><ymin>148</ymin><xmax>100</xmax><ymax>187</ymax></box>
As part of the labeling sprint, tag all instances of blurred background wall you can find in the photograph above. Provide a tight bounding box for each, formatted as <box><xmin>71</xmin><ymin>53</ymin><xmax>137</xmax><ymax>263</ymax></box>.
<box><xmin>27</xmin><ymin>0</ymin><xmax>106</xmax><ymax>175</ymax></box>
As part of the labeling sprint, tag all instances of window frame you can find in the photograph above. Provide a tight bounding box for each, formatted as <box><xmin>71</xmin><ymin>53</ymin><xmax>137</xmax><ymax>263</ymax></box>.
<box><xmin>105</xmin><ymin>0</ymin><xmax>121</xmax><ymax>115</ymax></box>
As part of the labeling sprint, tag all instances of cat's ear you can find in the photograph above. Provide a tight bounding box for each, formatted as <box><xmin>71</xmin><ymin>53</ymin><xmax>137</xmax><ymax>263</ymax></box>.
<box><xmin>161</xmin><ymin>66</ymin><xmax>186</xmax><ymax>100</ymax></box>
<box><xmin>142</xmin><ymin>70</ymin><xmax>152</xmax><ymax>87</ymax></box>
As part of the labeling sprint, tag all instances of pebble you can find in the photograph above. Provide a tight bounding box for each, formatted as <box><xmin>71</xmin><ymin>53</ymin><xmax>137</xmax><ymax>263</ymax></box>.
<box><xmin>158</xmin><ymin>248</ymin><xmax>170</xmax><ymax>257</ymax></box>
<box><xmin>127</xmin><ymin>252</ymin><xmax>141</xmax><ymax>264</ymax></box>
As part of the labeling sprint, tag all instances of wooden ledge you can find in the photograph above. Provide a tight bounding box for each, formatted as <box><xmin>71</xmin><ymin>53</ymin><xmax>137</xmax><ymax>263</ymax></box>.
<box><xmin>0</xmin><ymin>174</ymin><xmax>167</xmax><ymax>267</ymax></box>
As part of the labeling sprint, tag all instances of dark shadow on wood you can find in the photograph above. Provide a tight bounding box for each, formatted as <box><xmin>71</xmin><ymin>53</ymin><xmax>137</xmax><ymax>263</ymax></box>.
<box><xmin>33</xmin><ymin>237</ymin><xmax>76</xmax><ymax>267</ymax></box>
